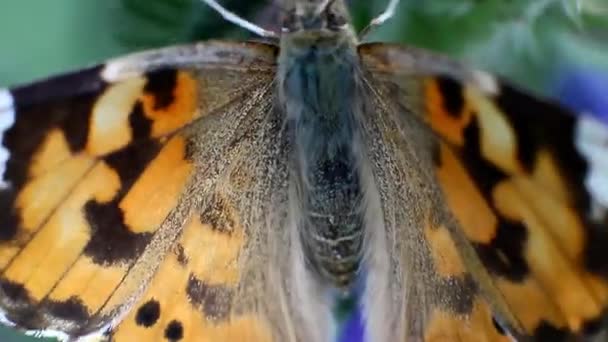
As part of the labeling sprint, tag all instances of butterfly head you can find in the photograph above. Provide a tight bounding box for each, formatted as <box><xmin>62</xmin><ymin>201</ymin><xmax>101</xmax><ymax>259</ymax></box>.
<box><xmin>278</xmin><ymin>0</ymin><xmax>356</xmax><ymax>57</ymax></box>
<box><xmin>281</xmin><ymin>0</ymin><xmax>351</xmax><ymax>35</ymax></box>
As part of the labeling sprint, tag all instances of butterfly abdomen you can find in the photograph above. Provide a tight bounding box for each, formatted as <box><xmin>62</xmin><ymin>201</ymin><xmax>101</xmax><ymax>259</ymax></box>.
<box><xmin>299</xmin><ymin>148</ymin><xmax>364</xmax><ymax>287</ymax></box>
<box><xmin>280</xmin><ymin>36</ymin><xmax>365</xmax><ymax>289</ymax></box>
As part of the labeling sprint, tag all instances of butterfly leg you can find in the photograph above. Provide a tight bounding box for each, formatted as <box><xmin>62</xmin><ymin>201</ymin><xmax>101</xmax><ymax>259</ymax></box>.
<box><xmin>359</xmin><ymin>0</ymin><xmax>401</xmax><ymax>38</ymax></box>
<box><xmin>200</xmin><ymin>0</ymin><xmax>278</xmax><ymax>38</ymax></box>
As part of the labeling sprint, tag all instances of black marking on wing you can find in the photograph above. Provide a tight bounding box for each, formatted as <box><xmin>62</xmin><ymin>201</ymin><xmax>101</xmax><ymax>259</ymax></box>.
<box><xmin>135</xmin><ymin>299</ymin><xmax>161</xmax><ymax>328</ymax></box>
<box><xmin>460</xmin><ymin>117</ymin><xmax>508</xmax><ymax>194</ymax></box>
<box><xmin>585</xmin><ymin>219</ymin><xmax>608</xmax><ymax>278</ymax></box>
<box><xmin>164</xmin><ymin>319</ymin><xmax>183</xmax><ymax>341</ymax></box>
<box><xmin>533</xmin><ymin>321</ymin><xmax>571</xmax><ymax>341</ymax></box>
<box><xmin>143</xmin><ymin>69</ymin><xmax>178</xmax><ymax>110</ymax></box>
<box><xmin>10</xmin><ymin>65</ymin><xmax>106</xmax><ymax>106</ymax></box>
<box><xmin>474</xmin><ymin>221</ymin><xmax>529</xmax><ymax>282</ymax></box>
<box><xmin>0</xmin><ymin>278</ymin><xmax>44</xmax><ymax>330</ymax></box>
<box><xmin>83</xmin><ymin>139</ymin><xmax>161</xmax><ymax>265</ymax></box>
<box><xmin>129</xmin><ymin>101</ymin><xmax>153</xmax><ymax>140</ymax></box>
<box><xmin>458</xmin><ymin>117</ymin><xmax>530</xmax><ymax>281</ymax></box>
<box><xmin>0</xmin><ymin>189</ymin><xmax>19</xmax><ymax>241</ymax></box>
<box><xmin>0</xmin><ymin>278</ymin><xmax>30</xmax><ymax>304</ymax></box>
<box><xmin>436</xmin><ymin>76</ymin><xmax>465</xmax><ymax>118</ymax></box>
<box><xmin>493</xmin><ymin>85</ymin><xmax>585</xmax><ymax>181</ymax></box>
<box><xmin>104</xmin><ymin>138</ymin><xmax>161</xmax><ymax>198</ymax></box>
<box><xmin>186</xmin><ymin>275</ymin><xmax>233</xmax><ymax>321</ymax></box>
<box><xmin>46</xmin><ymin>297</ymin><xmax>90</xmax><ymax>323</ymax></box>
<box><xmin>83</xmin><ymin>198</ymin><xmax>152</xmax><ymax>266</ymax></box>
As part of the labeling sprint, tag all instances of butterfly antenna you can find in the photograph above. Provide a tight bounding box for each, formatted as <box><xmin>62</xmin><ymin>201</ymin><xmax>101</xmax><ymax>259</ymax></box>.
<box><xmin>201</xmin><ymin>0</ymin><xmax>278</xmax><ymax>38</ymax></box>
<box><xmin>359</xmin><ymin>0</ymin><xmax>400</xmax><ymax>38</ymax></box>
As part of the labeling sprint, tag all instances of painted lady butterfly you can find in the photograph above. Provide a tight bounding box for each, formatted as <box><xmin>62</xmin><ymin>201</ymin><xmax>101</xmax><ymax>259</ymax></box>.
<box><xmin>0</xmin><ymin>0</ymin><xmax>607</xmax><ymax>340</ymax></box>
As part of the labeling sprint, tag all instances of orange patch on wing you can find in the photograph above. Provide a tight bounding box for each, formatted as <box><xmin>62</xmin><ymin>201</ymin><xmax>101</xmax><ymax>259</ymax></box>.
<box><xmin>112</xmin><ymin>215</ymin><xmax>271</xmax><ymax>342</ymax></box>
<box><xmin>2</xmin><ymin>154</ymin><xmax>95</xmax><ymax>269</ymax></box>
<box><xmin>424</xmin><ymin>222</ymin><xmax>465</xmax><ymax>277</ymax></box>
<box><xmin>47</xmin><ymin>256</ymin><xmax>127</xmax><ymax>313</ymax></box>
<box><xmin>185</xmin><ymin>213</ymin><xmax>244</xmax><ymax>286</ymax></box>
<box><xmin>120</xmin><ymin>136</ymin><xmax>193</xmax><ymax>233</ymax></box>
<box><xmin>493</xmin><ymin>179</ymin><xmax>605</xmax><ymax>331</ymax></box>
<box><xmin>87</xmin><ymin>77</ymin><xmax>146</xmax><ymax>156</ymax></box>
<box><xmin>29</xmin><ymin>129</ymin><xmax>74</xmax><ymax>177</ymax></box>
<box><xmin>435</xmin><ymin>143</ymin><xmax>497</xmax><ymax>244</ymax></box>
<box><xmin>424</xmin><ymin>299</ymin><xmax>510</xmax><ymax>342</ymax></box>
<box><xmin>496</xmin><ymin>277</ymin><xmax>565</xmax><ymax>333</ymax></box>
<box><xmin>531</xmin><ymin>150</ymin><xmax>570</xmax><ymax>207</ymax></box>
<box><xmin>14</xmin><ymin>153</ymin><xmax>94</xmax><ymax>238</ymax></box>
<box><xmin>424</xmin><ymin>78</ymin><xmax>473</xmax><ymax>146</ymax></box>
<box><xmin>140</xmin><ymin>71</ymin><xmax>200</xmax><ymax>137</ymax></box>
<box><xmin>3</xmin><ymin>161</ymin><xmax>121</xmax><ymax>301</ymax></box>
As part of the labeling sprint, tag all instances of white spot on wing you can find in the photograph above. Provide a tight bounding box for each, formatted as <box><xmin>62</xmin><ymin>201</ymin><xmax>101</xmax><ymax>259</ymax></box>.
<box><xmin>575</xmin><ymin>114</ymin><xmax>608</xmax><ymax>210</ymax></box>
<box><xmin>0</xmin><ymin>310</ymin><xmax>16</xmax><ymax>328</ymax></box>
<box><xmin>0</xmin><ymin>89</ymin><xmax>16</xmax><ymax>189</ymax></box>
<box><xmin>24</xmin><ymin>328</ymin><xmax>70</xmax><ymax>341</ymax></box>
<box><xmin>101</xmin><ymin>59</ymin><xmax>142</xmax><ymax>83</ymax></box>
<box><xmin>471</xmin><ymin>70</ymin><xmax>500</xmax><ymax>95</ymax></box>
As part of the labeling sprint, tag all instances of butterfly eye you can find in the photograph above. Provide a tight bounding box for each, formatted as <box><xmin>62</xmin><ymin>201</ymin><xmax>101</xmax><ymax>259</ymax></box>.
<box><xmin>326</xmin><ymin>10</ymin><xmax>346</xmax><ymax>29</ymax></box>
<box><xmin>281</xmin><ymin>9</ymin><xmax>301</xmax><ymax>32</ymax></box>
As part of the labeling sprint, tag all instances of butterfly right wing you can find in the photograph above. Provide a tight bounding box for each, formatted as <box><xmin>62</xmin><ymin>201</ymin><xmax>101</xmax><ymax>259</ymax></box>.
<box><xmin>351</xmin><ymin>71</ymin><xmax>514</xmax><ymax>342</ymax></box>
<box><xmin>359</xmin><ymin>42</ymin><xmax>608</xmax><ymax>341</ymax></box>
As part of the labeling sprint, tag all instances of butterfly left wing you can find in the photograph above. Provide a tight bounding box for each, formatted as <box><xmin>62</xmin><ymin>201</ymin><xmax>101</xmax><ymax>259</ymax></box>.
<box><xmin>358</xmin><ymin>43</ymin><xmax>608</xmax><ymax>341</ymax></box>
<box><xmin>106</xmin><ymin>76</ymin><xmax>295</xmax><ymax>342</ymax></box>
<box><xmin>0</xmin><ymin>41</ymin><xmax>297</xmax><ymax>341</ymax></box>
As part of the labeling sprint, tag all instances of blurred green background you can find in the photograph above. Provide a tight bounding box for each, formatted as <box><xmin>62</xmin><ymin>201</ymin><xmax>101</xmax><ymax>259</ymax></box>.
<box><xmin>0</xmin><ymin>0</ymin><xmax>607</xmax><ymax>341</ymax></box>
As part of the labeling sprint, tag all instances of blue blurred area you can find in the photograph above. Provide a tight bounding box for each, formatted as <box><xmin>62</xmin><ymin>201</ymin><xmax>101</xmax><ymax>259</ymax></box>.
<box><xmin>338</xmin><ymin>304</ymin><xmax>364</xmax><ymax>342</ymax></box>
<box><xmin>555</xmin><ymin>67</ymin><xmax>608</xmax><ymax>122</ymax></box>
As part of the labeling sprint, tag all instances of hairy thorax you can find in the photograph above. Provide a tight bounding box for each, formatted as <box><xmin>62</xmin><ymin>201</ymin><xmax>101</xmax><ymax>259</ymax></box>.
<box><xmin>278</xmin><ymin>31</ymin><xmax>366</xmax><ymax>289</ymax></box>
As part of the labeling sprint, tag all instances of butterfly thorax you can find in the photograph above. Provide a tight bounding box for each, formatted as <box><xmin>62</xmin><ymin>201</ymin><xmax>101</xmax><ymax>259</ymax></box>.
<box><xmin>278</xmin><ymin>4</ymin><xmax>365</xmax><ymax>290</ymax></box>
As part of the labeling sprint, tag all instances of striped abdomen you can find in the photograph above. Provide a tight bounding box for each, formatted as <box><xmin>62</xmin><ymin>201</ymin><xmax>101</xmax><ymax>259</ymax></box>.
<box><xmin>280</xmin><ymin>39</ymin><xmax>365</xmax><ymax>289</ymax></box>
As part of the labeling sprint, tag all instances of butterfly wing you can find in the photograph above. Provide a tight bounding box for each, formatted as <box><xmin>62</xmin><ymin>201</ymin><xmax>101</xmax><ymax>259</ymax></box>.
<box><xmin>358</xmin><ymin>43</ymin><xmax>608</xmax><ymax>341</ymax></box>
<box><xmin>352</xmin><ymin>60</ymin><xmax>514</xmax><ymax>342</ymax></box>
<box><xmin>107</xmin><ymin>59</ymin><xmax>296</xmax><ymax>341</ymax></box>
<box><xmin>0</xmin><ymin>41</ymin><xmax>295</xmax><ymax>341</ymax></box>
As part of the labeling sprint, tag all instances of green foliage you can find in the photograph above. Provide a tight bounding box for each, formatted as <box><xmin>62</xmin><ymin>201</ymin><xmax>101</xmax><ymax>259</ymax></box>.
<box><xmin>1</xmin><ymin>0</ymin><xmax>607</xmax><ymax>89</ymax></box>
<box><xmin>114</xmin><ymin>0</ymin><xmax>267</xmax><ymax>46</ymax></box>
<box><xmin>365</xmin><ymin>0</ymin><xmax>608</xmax><ymax>91</ymax></box>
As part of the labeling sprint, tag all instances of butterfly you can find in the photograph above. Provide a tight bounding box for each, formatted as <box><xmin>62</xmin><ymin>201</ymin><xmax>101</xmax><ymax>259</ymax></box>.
<box><xmin>1</xmin><ymin>0</ymin><xmax>608</xmax><ymax>341</ymax></box>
